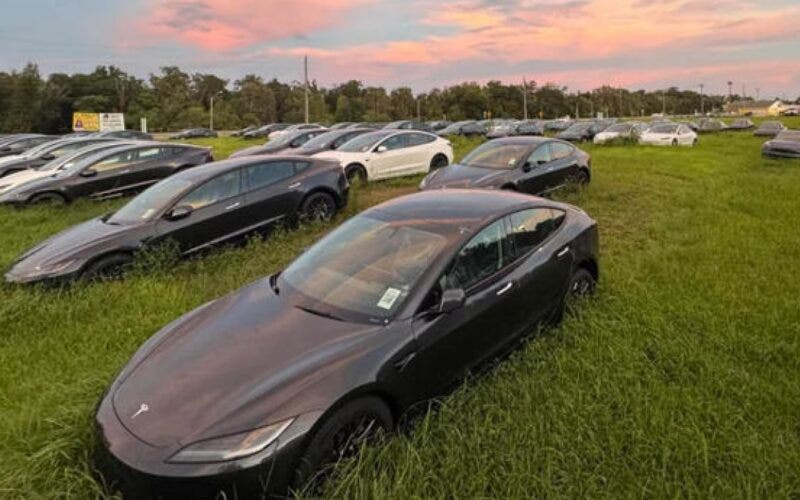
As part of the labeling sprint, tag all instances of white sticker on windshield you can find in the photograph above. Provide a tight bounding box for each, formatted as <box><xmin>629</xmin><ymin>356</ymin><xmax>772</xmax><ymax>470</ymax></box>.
<box><xmin>141</xmin><ymin>208</ymin><xmax>156</xmax><ymax>220</ymax></box>
<box><xmin>377</xmin><ymin>287</ymin><xmax>402</xmax><ymax>310</ymax></box>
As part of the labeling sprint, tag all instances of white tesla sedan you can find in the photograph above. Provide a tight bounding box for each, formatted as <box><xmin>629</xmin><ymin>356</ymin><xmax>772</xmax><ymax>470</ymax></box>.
<box><xmin>639</xmin><ymin>123</ymin><xmax>698</xmax><ymax>147</ymax></box>
<box><xmin>314</xmin><ymin>130</ymin><xmax>454</xmax><ymax>183</ymax></box>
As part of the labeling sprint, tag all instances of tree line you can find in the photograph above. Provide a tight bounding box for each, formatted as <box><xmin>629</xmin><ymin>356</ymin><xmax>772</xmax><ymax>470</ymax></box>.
<box><xmin>0</xmin><ymin>63</ymin><xmax>788</xmax><ymax>133</ymax></box>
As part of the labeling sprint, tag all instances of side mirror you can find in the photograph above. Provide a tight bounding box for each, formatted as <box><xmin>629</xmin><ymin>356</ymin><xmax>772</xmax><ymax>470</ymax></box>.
<box><xmin>166</xmin><ymin>205</ymin><xmax>193</xmax><ymax>221</ymax></box>
<box><xmin>522</xmin><ymin>162</ymin><xmax>532</xmax><ymax>173</ymax></box>
<box><xmin>439</xmin><ymin>288</ymin><xmax>466</xmax><ymax>314</ymax></box>
<box><xmin>41</xmin><ymin>153</ymin><xmax>55</xmax><ymax>161</ymax></box>
<box><xmin>375</xmin><ymin>145</ymin><xmax>388</xmax><ymax>153</ymax></box>
<box><xmin>79</xmin><ymin>168</ymin><xmax>98</xmax><ymax>178</ymax></box>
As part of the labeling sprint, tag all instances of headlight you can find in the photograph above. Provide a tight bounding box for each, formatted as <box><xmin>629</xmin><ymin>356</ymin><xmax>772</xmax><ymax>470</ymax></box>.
<box><xmin>27</xmin><ymin>259</ymin><xmax>78</xmax><ymax>277</ymax></box>
<box><xmin>168</xmin><ymin>418</ymin><xmax>294</xmax><ymax>463</ymax></box>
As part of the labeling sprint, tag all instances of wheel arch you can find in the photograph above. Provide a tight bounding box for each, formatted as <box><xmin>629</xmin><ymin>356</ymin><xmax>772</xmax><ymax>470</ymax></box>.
<box><xmin>300</xmin><ymin>186</ymin><xmax>342</xmax><ymax>209</ymax></box>
<box><xmin>27</xmin><ymin>190</ymin><xmax>70</xmax><ymax>204</ymax></box>
<box><xmin>576</xmin><ymin>256</ymin><xmax>599</xmax><ymax>282</ymax></box>
<box><xmin>78</xmin><ymin>248</ymin><xmax>136</xmax><ymax>277</ymax></box>
<box><xmin>344</xmin><ymin>162</ymin><xmax>368</xmax><ymax>180</ymax></box>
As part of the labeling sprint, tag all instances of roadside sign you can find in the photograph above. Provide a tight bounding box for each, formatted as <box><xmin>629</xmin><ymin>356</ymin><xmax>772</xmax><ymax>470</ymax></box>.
<box><xmin>100</xmin><ymin>113</ymin><xmax>125</xmax><ymax>132</ymax></box>
<box><xmin>72</xmin><ymin>112</ymin><xmax>100</xmax><ymax>132</ymax></box>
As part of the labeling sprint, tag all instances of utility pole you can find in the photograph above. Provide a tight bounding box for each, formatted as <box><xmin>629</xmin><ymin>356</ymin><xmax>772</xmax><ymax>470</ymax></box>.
<box><xmin>209</xmin><ymin>95</ymin><xmax>214</xmax><ymax>131</ymax></box>
<box><xmin>662</xmin><ymin>91</ymin><xmax>666</xmax><ymax>114</ymax></box>
<box><xmin>699</xmin><ymin>83</ymin><xmax>704</xmax><ymax>115</ymax></box>
<box><xmin>303</xmin><ymin>55</ymin><xmax>309</xmax><ymax>124</ymax></box>
<box><xmin>727</xmin><ymin>81</ymin><xmax>733</xmax><ymax>102</ymax></box>
<box><xmin>416</xmin><ymin>99</ymin><xmax>421</xmax><ymax>121</ymax></box>
<box><xmin>522</xmin><ymin>78</ymin><xmax>528</xmax><ymax>120</ymax></box>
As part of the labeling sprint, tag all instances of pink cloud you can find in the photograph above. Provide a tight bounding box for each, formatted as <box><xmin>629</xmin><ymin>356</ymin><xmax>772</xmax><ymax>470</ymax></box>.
<box><xmin>123</xmin><ymin>0</ymin><xmax>371</xmax><ymax>51</ymax></box>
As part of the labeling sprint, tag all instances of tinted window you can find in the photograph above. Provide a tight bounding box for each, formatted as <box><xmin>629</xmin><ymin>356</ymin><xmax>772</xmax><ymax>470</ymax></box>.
<box><xmin>407</xmin><ymin>133</ymin><xmax>436</xmax><ymax>146</ymax></box>
<box><xmin>507</xmin><ymin>209</ymin><xmax>565</xmax><ymax>259</ymax></box>
<box><xmin>163</xmin><ymin>147</ymin><xmax>185</xmax><ymax>157</ymax></box>
<box><xmin>527</xmin><ymin>144</ymin><xmax>551</xmax><ymax>164</ymax></box>
<box><xmin>178</xmin><ymin>170</ymin><xmax>241</xmax><ymax>209</ymax></box>
<box><xmin>379</xmin><ymin>134</ymin><xmax>410</xmax><ymax>151</ymax></box>
<box><xmin>549</xmin><ymin>142</ymin><xmax>574</xmax><ymax>160</ymax></box>
<box><xmin>332</xmin><ymin>131</ymin><xmax>363</xmax><ymax>148</ymax></box>
<box><xmin>244</xmin><ymin>161</ymin><xmax>296</xmax><ymax>191</ymax></box>
<box><xmin>462</xmin><ymin>142</ymin><xmax>530</xmax><ymax>170</ymax></box>
<box><xmin>443</xmin><ymin>219</ymin><xmax>509</xmax><ymax>290</ymax></box>
<box><xmin>91</xmin><ymin>151</ymin><xmax>136</xmax><ymax>173</ymax></box>
<box><xmin>136</xmin><ymin>147</ymin><xmax>161</xmax><ymax>160</ymax></box>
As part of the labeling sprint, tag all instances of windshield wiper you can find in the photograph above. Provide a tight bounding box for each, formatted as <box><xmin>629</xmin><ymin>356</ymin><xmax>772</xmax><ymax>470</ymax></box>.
<box><xmin>294</xmin><ymin>304</ymin><xmax>344</xmax><ymax>322</ymax></box>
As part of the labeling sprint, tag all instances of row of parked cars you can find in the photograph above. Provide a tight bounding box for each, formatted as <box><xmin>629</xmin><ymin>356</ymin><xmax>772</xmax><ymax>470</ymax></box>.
<box><xmin>3</xmin><ymin>125</ymin><xmax>599</xmax><ymax>497</ymax></box>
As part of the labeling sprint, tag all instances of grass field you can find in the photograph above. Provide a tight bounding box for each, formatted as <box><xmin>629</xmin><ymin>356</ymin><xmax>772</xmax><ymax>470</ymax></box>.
<box><xmin>1</xmin><ymin>121</ymin><xmax>799</xmax><ymax>498</ymax></box>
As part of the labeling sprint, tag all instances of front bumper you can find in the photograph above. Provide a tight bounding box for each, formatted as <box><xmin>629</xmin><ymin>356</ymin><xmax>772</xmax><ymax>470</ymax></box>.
<box><xmin>94</xmin><ymin>396</ymin><xmax>319</xmax><ymax>498</ymax></box>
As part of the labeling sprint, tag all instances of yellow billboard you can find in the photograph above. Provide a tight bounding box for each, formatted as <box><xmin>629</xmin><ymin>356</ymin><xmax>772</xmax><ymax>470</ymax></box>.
<box><xmin>72</xmin><ymin>112</ymin><xmax>100</xmax><ymax>132</ymax></box>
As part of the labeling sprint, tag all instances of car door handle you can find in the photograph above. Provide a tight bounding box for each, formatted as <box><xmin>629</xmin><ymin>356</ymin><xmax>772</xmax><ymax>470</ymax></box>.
<box><xmin>225</xmin><ymin>202</ymin><xmax>241</xmax><ymax>210</ymax></box>
<box><xmin>556</xmin><ymin>246</ymin><xmax>570</xmax><ymax>258</ymax></box>
<box><xmin>496</xmin><ymin>282</ymin><xmax>514</xmax><ymax>296</ymax></box>
<box><xmin>288</xmin><ymin>182</ymin><xmax>301</xmax><ymax>189</ymax></box>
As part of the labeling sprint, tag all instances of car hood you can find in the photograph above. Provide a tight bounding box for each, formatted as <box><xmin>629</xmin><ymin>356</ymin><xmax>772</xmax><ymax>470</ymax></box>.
<box><xmin>10</xmin><ymin>217</ymin><xmax>135</xmax><ymax>271</ymax></box>
<box><xmin>230</xmin><ymin>143</ymin><xmax>288</xmax><ymax>158</ymax></box>
<box><xmin>110</xmin><ymin>280</ymin><xmax>386</xmax><ymax>447</ymax></box>
<box><xmin>0</xmin><ymin>169</ymin><xmax>52</xmax><ymax>193</ymax></box>
<box><xmin>313</xmin><ymin>150</ymin><xmax>364</xmax><ymax>163</ymax></box>
<box><xmin>424</xmin><ymin>163</ymin><xmax>510</xmax><ymax>189</ymax></box>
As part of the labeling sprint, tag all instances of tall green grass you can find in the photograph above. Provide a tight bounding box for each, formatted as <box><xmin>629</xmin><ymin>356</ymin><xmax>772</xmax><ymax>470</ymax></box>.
<box><xmin>1</xmin><ymin>127</ymin><xmax>799</xmax><ymax>498</ymax></box>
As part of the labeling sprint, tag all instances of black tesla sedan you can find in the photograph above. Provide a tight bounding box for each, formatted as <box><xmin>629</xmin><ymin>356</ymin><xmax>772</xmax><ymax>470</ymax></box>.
<box><xmin>5</xmin><ymin>155</ymin><xmax>348</xmax><ymax>284</ymax></box>
<box><xmin>0</xmin><ymin>134</ymin><xmax>57</xmax><ymax>158</ymax></box>
<box><xmin>754</xmin><ymin>121</ymin><xmax>786</xmax><ymax>137</ymax></box>
<box><xmin>169</xmin><ymin>128</ymin><xmax>218</xmax><ymax>140</ymax></box>
<box><xmin>229</xmin><ymin>129</ymin><xmax>328</xmax><ymax>158</ymax></box>
<box><xmin>556</xmin><ymin>122</ymin><xmax>594</xmax><ymax>142</ymax></box>
<box><xmin>0</xmin><ymin>143</ymin><xmax>212</xmax><ymax>206</ymax></box>
<box><xmin>420</xmin><ymin>137</ymin><xmax>591</xmax><ymax>193</ymax></box>
<box><xmin>292</xmin><ymin>128</ymin><xmax>373</xmax><ymax>156</ymax></box>
<box><xmin>0</xmin><ymin>137</ymin><xmax>117</xmax><ymax>177</ymax></box>
<box><xmin>762</xmin><ymin>129</ymin><xmax>800</xmax><ymax>158</ymax></box>
<box><xmin>94</xmin><ymin>189</ymin><xmax>598</xmax><ymax>497</ymax></box>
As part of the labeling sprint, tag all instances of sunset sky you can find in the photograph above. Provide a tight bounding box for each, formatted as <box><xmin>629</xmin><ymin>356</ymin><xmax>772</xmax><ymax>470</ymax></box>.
<box><xmin>1</xmin><ymin>0</ymin><xmax>799</xmax><ymax>97</ymax></box>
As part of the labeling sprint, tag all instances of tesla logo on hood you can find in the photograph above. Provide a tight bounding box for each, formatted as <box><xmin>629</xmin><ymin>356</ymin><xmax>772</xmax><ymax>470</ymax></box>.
<box><xmin>131</xmin><ymin>403</ymin><xmax>150</xmax><ymax>419</ymax></box>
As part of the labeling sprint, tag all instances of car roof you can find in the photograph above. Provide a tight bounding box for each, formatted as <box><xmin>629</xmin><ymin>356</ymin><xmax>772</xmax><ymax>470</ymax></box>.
<box><xmin>171</xmin><ymin>154</ymin><xmax>328</xmax><ymax>183</ymax></box>
<box><xmin>366</xmin><ymin>189</ymin><xmax>556</xmax><ymax>235</ymax></box>
<box><xmin>489</xmin><ymin>136</ymin><xmax>553</xmax><ymax>146</ymax></box>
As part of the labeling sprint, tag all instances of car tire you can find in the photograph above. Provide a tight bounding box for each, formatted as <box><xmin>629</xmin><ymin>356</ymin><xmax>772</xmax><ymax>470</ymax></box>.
<box><xmin>292</xmin><ymin>396</ymin><xmax>393</xmax><ymax>496</ymax></box>
<box><xmin>82</xmin><ymin>253</ymin><xmax>133</xmax><ymax>281</ymax></box>
<box><xmin>568</xmin><ymin>267</ymin><xmax>596</xmax><ymax>299</ymax></box>
<box><xmin>344</xmin><ymin>164</ymin><xmax>367</xmax><ymax>186</ymax></box>
<box><xmin>574</xmin><ymin>169</ymin><xmax>590</xmax><ymax>185</ymax></box>
<box><xmin>672</xmin><ymin>138</ymin><xmax>678</xmax><ymax>146</ymax></box>
<box><xmin>429</xmin><ymin>154</ymin><xmax>449</xmax><ymax>171</ymax></box>
<box><xmin>29</xmin><ymin>192</ymin><xmax>67</xmax><ymax>205</ymax></box>
<box><xmin>299</xmin><ymin>192</ymin><xmax>337</xmax><ymax>223</ymax></box>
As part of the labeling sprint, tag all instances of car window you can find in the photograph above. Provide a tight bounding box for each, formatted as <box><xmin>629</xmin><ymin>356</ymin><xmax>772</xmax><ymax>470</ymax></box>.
<box><xmin>136</xmin><ymin>147</ymin><xmax>161</xmax><ymax>161</ymax></box>
<box><xmin>332</xmin><ymin>131</ymin><xmax>362</xmax><ymax>148</ymax></box>
<box><xmin>379</xmin><ymin>134</ymin><xmax>410</xmax><ymax>151</ymax></box>
<box><xmin>91</xmin><ymin>151</ymin><xmax>136</xmax><ymax>173</ymax></box>
<box><xmin>178</xmin><ymin>170</ymin><xmax>242</xmax><ymax>209</ymax></box>
<box><xmin>549</xmin><ymin>142</ymin><xmax>574</xmax><ymax>160</ymax></box>
<box><xmin>442</xmin><ymin>218</ymin><xmax>509</xmax><ymax>290</ymax></box>
<box><xmin>407</xmin><ymin>133</ymin><xmax>435</xmax><ymax>146</ymax></box>
<box><xmin>162</xmin><ymin>146</ymin><xmax>184</xmax><ymax>157</ymax></box>
<box><xmin>527</xmin><ymin>144</ymin><xmax>551</xmax><ymax>164</ymax></box>
<box><xmin>507</xmin><ymin>209</ymin><xmax>565</xmax><ymax>260</ymax></box>
<box><xmin>244</xmin><ymin>161</ymin><xmax>296</xmax><ymax>191</ymax></box>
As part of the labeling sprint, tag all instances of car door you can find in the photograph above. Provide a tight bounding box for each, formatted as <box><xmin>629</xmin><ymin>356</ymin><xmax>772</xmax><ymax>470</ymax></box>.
<box><xmin>154</xmin><ymin>169</ymin><xmax>250</xmax><ymax>254</ymax></box>
<box><xmin>238</xmin><ymin>160</ymin><xmax>302</xmax><ymax>232</ymax></box>
<box><xmin>68</xmin><ymin>150</ymin><xmax>138</xmax><ymax>199</ymax></box>
<box><xmin>504</xmin><ymin>208</ymin><xmax>572</xmax><ymax>330</ymax></box>
<box><xmin>517</xmin><ymin>143</ymin><xmax>552</xmax><ymax>194</ymax></box>
<box><xmin>114</xmin><ymin>146</ymin><xmax>168</xmax><ymax>193</ymax></box>
<box><xmin>404</xmin><ymin>133</ymin><xmax>437</xmax><ymax>174</ymax></box>
<box><xmin>541</xmin><ymin>142</ymin><xmax>579</xmax><ymax>190</ymax></box>
<box><xmin>409</xmin><ymin>218</ymin><xmax>520</xmax><ymax>393</ymax></box>
<box><xmin>369</xmin><ymin>133</ymin><xmax>412</xmax><ymax>180</ymax></box>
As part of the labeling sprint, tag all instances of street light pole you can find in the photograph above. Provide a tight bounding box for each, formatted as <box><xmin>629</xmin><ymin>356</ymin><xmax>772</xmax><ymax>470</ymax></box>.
<box><xmin>210</xmin><ymin>95</ymin><xmax>215</xmax><ymax>131</ymax></box>
<box><xmin>522</xmin><ymin>78</ymin><xmax>528</xmax><ymax>120</ymax></box>
<box><xmin>699</xmin><ymin>83</ymin><xmax>704</xmax><ymax>115</ymax></box>
<box><xmin>304</xmin><ymin>55</ymin><xmax>310</xmax><ymax>124</ymax></box>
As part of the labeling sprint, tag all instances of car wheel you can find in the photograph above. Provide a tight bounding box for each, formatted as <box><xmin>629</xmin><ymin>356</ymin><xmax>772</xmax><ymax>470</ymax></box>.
<box><xmin>29</xmin><ymin>192</ymin><xmax>66</xmax><ymax>205</ymax></box>
<box><xmin>568</xmin><ymin>267</ymin><xmax>596</xmax><ymax>299</ymax></box>
<box><xmin>299</xmin><ymin>192</ymin><xmax>336</xmax><ymax>223</ymax></box>
<box><xmin>345</xmin><ymin>164</ymin><xmax>367</xmax><ymax>186</ymax></box>
<box><xmin>82</xmin><ymin>253</ymin><xmax>133</xmax><ymax>281</ymax></box>
<box><xmin>573</xmin><ymin>169</ymin><xmax>590</xmax><ymax>185</ymax></box>
<box><xmin>429</xmin><ymin>154</ymin><xmax>449</xmax><ymax>171</ymax></box>
<box><xmin>292</xmin><ymin>396</ymin><xmax>393</xmax><ymax>496</ymax></box>
<box><xmin>672</xmin><ymin>138</ymin><xmax>678</xmax><ymax>146</ymax></box>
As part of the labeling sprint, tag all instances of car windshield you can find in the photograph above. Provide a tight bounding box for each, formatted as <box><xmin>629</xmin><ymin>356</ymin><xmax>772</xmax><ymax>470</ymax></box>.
<box><xmin>605</xmin><ymin>124</ymin><xmax>631</xmax><ymax>133</ymax></box>
<box><xmin>108</xmin><ymin>177</ymin><xmax>195</xmax><ymax>224</ymax></box>
<box><xmin>460</xmin><ymin>142</ymin><xmax>531</xmax><ymax>170</ymax></box>
<box><xmin>298</xmin><ymin>131</ymin><xmax>340</xmax><ymax>150</ymax></box>
<box><xmin>775</xmin><ymin>130</ymin><xmax>800</xmax><ymax>142</ymax></box>
<box><xmin>36</xmin><ymin>145</ymin><xmax>113</xmax><ymax>171</ymax></box>
<box><xmin>281</xmin><ymin>214</ymin><xmax>447</xmax><ymax>320</ymax></box>
<box><xmin>565</xmin><ymin>123</ymin><xmax>591</xmax><ymax>132</ymax></box>
<box><xmin>21</xmin><ymin>141</ymin><xmax>63</xmax><ymax>158</ymax></box>
<box><xmin>650</xmin><ymin>124</ymin><xmax>678</xmax><ymax>133</ymax></box>
<box><xmin>337</xmin><ymin>131</ymin><xmax>392</xmax><ymax>152</ymax></box>
<box><xmin>440</xmin><ymin>121</ymin><xmax>472</xmax><ymax>133</ymax></box>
